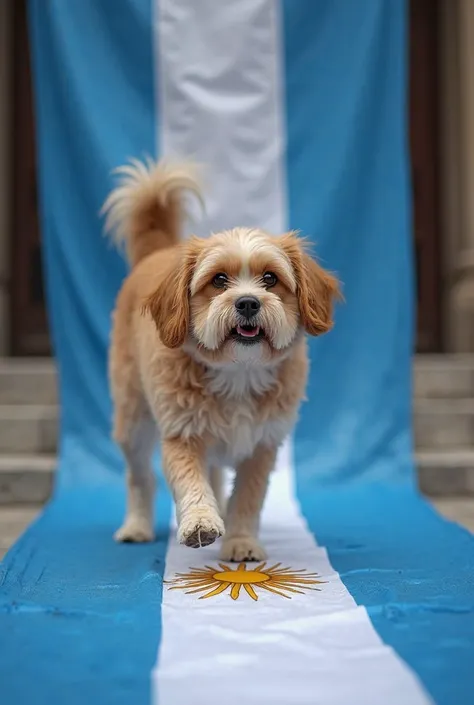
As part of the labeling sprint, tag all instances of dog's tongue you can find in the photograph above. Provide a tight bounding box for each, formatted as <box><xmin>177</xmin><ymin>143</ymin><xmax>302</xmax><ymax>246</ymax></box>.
<box><xmin>237</xmin><ymin>325</ymin><xmax>260</xmax><ymax>338</ymax></box>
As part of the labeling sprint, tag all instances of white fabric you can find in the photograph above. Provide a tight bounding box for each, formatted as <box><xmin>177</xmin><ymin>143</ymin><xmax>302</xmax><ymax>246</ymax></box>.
<box><xmin>152</xmin><ymin>2</ymin><xmax>432</xmax><ymax>703</ymax></box>
<box><xmin>155</xmin><ymin>0</ymin><xmax>287</xmax><ymax>236</ymax></box>
<box><xmin>153</xmin><ymin>441</ymin><xmax>432</xmax><ymax>705</ymax></box>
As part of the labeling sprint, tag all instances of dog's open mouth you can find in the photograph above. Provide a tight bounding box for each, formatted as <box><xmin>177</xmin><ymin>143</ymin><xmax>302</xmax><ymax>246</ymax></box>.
<box><xmin>231</xmin><ymin>325</ymin><xmax>265</xmax><ymax>344</ymax></box>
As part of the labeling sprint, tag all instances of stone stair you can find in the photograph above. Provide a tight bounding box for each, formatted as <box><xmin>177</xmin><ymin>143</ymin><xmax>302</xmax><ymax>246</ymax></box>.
<box><xmin>415</xmin><ymin>355</ymin><xmax>474</xmax><ymax>495</ymax></box>
<box><xmin>0</xmin><ymin>355</ymin><xmax>473</xmax><ymax>504</ymax></box>
<box><xmin>0</xmin><ymin>359</ymin><xmax>57</xmax><ymax>504</ymax></box>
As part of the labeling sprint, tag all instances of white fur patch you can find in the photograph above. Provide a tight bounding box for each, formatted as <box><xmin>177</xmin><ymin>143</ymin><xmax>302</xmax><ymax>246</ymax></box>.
<box><xmin>207</xmin><ymin>413</ymin><xmax>295</xmax><ymax>468</ymax></box>
<box><xmin>190</xmin><ymin>227</ymin><xmax>296</xmax><ymax>295</ymax></box>
<box><xmin>206</xmin><ymin>362</ymin><xmax>278</xmax><ymax>398</ymax></box>
<box><xmin>153</xmin><ymin>359</ymin><xmax>297</xmax><ymax>469</ymax></box>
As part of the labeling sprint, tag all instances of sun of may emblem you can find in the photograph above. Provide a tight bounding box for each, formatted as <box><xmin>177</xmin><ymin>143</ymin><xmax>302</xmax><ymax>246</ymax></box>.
<box><xmin>166</xmin><ymin>561</ymin><xmax>324</xmax><ymax>601</ymax></box>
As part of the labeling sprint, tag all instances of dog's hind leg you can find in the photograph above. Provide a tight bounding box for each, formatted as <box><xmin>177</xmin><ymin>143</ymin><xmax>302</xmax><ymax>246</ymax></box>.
<box><xmin>113</xmin><ymin>407</ymin><xmax>157</xmax><ymax>543</ymax></box>
<box><xmin>110</xmin><ymin>289</ymin><xmax>157</xmax><ymax>543</ymax></box>
<box><xmin>110</xmin><ymin>325</ymin><xmax>157</xmax><ymax>542</ymax></box>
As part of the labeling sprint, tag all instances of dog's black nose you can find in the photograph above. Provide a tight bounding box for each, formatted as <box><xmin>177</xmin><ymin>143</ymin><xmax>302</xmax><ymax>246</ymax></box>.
<box><xmin>235</xmin><ymin>296</ymin><xmax>261</xmax><ymax>319</ymax></box>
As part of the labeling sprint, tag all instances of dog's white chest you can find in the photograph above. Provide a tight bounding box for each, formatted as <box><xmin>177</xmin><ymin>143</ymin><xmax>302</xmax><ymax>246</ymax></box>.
<box><xmin>207</xmin><ymin>413</ymin><xmax>291</xmax><ymax>467</ymax></box>
<box><xmin>205</xmin><ymin>367</ymin><xmax>296</xmax><ymax>466</ymax></box>
<box><xmin>210</xmin><ymin>408</ymin><xmax>263</xmax><ymax>465</ymax></box>
<box><xmin>157</xmin><ymin>363</ymin><xmax>296</xmax><ymax>467</ymax></box>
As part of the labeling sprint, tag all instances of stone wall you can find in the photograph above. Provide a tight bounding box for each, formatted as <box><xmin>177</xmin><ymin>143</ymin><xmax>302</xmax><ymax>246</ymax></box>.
<box><xmin>440</xmin><ymin>0</ymin><xmax>474</xmax><ymax>352</ymax></box>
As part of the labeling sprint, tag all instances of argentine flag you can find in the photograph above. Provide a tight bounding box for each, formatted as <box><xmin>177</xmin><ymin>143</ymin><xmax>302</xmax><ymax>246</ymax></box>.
<box><xmin>0</xmin><ymin>2</ymin><xmax>473</xmax><ymax>704</ymax></box>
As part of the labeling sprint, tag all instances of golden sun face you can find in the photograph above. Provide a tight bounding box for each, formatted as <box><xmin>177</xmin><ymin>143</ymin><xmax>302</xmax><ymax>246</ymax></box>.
<box><xmin>165</xmin><ymin>562</ymin><xmax>324</xmax><ymax>601</ymax></box>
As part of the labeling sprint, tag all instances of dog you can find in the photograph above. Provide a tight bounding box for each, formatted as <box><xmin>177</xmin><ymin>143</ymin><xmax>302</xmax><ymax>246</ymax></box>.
<box><xmin>102</xmin><ymin>158</ymin><xmax>341</xmax><ymax>562</ymax></box>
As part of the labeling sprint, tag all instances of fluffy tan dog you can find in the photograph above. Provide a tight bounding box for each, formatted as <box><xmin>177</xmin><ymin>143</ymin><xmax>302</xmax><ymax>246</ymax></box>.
<box><xmin>103</xmin><ymin>159</ymin><xmax>340</xmax><ymax>562</ymax></box>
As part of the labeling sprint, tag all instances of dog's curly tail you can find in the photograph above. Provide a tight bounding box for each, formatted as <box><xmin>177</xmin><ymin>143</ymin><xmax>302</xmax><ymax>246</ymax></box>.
<box><xmin>101</xmin><ymin>157</ymin><xmax>203</xmax><ymax>267</ymax></box>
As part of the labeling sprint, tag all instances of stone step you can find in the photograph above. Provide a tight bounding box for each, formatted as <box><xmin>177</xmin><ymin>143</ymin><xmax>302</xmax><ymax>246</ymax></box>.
<box><xmin>417</xmin><ymin>449</ymin><xmax>474</xmax><ymax>496</ymax></box>
<box><xmin>413</xmin><ymin>354</ymin><xmax>474</xmax><ymax>399</ymax></box>
<box><xmin>0</xmin><ymin>356</ymin><xmax>472</xmax><ymax>501</ymax></box>
<box><xmin>0</xmin><ymin>405</ymin><xmax>58</xmax><ymax>454</ymax></box>
<box><xmin>0</xmin><ymin>355</ymin><xmax>472</xmax><ymax>403</ymax></box>
<box><xmin>414</xmin><ymin>398</ymin><xmax>474</xmax><ymax>450</ymax></box>
<box><xmin>0</xmin><ymin>396</ymin><xmax>473</xmax><ymax>454</ymax></box>
<box><xmin>0</xmin><ymin>358</ymin><xmax>57</xmax><ymax>405</ymax></box>
<box><xmin>0</xmin><ymin>455</ymin><xmax>56</xmax><ymax>505</ymax></box>
<box><xmin>0</xmin><ymin>450</ymin><xmax>472</xmax><ymax>504</ymax></box>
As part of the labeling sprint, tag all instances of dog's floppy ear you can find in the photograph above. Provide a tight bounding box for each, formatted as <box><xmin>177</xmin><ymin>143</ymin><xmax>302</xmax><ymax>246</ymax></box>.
<box><xmin>143</xmin><ymin>239</ymin><xmax>200</xmax><ymax>348</ymax></box>
<box><xmin>280</xmin><ymin>232</ymin><xmax>342</xmax><ymax>336</ymax></box>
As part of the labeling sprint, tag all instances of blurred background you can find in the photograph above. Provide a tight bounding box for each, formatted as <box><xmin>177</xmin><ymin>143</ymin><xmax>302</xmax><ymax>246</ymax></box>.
<box><xmin>1</xmin><ymin>0</ymin><xmax>474</xmax><ymax>550</ymax></box>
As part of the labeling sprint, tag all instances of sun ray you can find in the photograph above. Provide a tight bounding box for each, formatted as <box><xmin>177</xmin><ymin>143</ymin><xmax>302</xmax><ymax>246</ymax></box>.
<box><xmin>180</xmin><ymin>577</ymin><xmax>215</xmax><ymax>583</ymax></box>
<box><xmin>267</xmin><ymin>562</ymin><xmax>287</xmax><ymax>572</ymax></box>
<box><xmin>272</xmin><ymin>583</ymin><xmax>322</xmax><ymax>592</ymax></box>
<box><xmin>167</xmin><ymin>577</ymin><xmax>213</xmax><ymax>587</ymax></box>
<box><xmin>168</xmin><ymin>579</ymin><xmax>214</xmax><ymax>590</ymax></box>
<box><xmin>165</xmin><ymin>563</ymin><xmax>325</xmax><ymax>602</ymax></box>
<box><xmin>274</xmin><ymin>566</ymin><xmax>317</xmax><ymax>573</ymax></box>
<box><xmin>258</xmin><ymin>583</ymin><xmax>291</xmax><ymax>599</ymax></box>
<box><xmin>269</xmin><ymin>583</ymin><xmax>306</xmax><ymax>595</ymax></box>
<box><xmin>199</xmin><ymin>582</ymin><xmax>231</xmax><ymax>600</ymax></box>
<box><xmin>185</xmin><ymin>582</ymin><xmax>221</xmax><ymax>595</ymax></box>
<box><xmin>178</xmin><ymin>579</ymin><xmax>217</xmax><ymax>589</ymax></box>
<box><xmin>276</xmin><ymin>575</ymin><xmax>321</xmax><ymax>585</ymax></box>
<box><xmin>169</xmin><ymin>584</ymin><xmax>213</xmax><ymax>593</ymax></box>
<box><xmin>230</xmin><ymin>583</ymin><xmax>242</xmax><ymax>600</ymax></box>
<box><xmin>244</xmin><ymin>583</ymin><xmax>258</xmax><ymax>601</ymax></box>
<box><xmin>175</xmin><ymin>566</ymin><xmax>212</xmax><ymax>576</ymax></box>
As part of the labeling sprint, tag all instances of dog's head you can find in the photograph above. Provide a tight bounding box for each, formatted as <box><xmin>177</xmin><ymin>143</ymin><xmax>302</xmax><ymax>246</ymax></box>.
<box><xmin>145</xmin><ymin>228</ymin><xmax>341</xmax><ymax>365</ymax></box>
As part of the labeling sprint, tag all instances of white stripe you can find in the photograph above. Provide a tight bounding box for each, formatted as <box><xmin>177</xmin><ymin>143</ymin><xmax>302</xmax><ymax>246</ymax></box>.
<box><xmin>153</xmin><ymin>442</ymin><xmax>432</xmax><ymax>705</ymax></box>
<box><xmin>155</xmin><ymin>0</ymin><xmax>287</xmax><ymax>236</ymax></box>
<box><xmin>152</xmin><ymin>2</ymin><xmax>432</xmax><ymax>703</ymax></box>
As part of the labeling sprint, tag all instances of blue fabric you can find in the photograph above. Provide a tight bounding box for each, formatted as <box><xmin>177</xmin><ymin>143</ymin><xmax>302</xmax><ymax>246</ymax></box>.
<box><xmin>284</xmin><ymin>2</ymin><xmax>474</xmax><ymax>703</ymax></box>
<box><xmin>297</xmin><ymin>487</ymin><xmax>474</xmax><ymax>705</ymax></box>
<box><xmin>0</xmin><ymin>2</ymin><xmax>171</xmax><ymax>703</ymax></box>
<box><xmin>284</xmin><ymin>0</ymin><xmax>414</xmax><ymax>484</ymax></box>
<box><xmin>0</xmin><ymin>1</ymin><xmax>473</xmax><ymax>704</ymax></box>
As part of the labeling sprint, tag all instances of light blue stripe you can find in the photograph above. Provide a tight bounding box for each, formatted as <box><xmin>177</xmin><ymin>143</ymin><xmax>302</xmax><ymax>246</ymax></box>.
<box><xmin>283</xmin><ymin>2</ymin><xmax>474</xmax><ymax>701</ymax></box>
<box><xmin>295</xmin><ymin>485</ymin><xmax>474</xmax><ymax>705</ymax></box>
<box><xmin>0</xmin><ymin>2</ymin><xmax>171</xmax><ymax>704</ymax></box>
<box><xmin>0</xmin><ymin>488</ymin><xmax>170</xmax><ymax>705</ymax></box>
<box><xmin>29</xmin><ymin>0</ymin><xmax>158</xmax><ymax>482</ymax></box>
<box><xmin>283</xmin><ymin>0</ymin><xmax>413</xmax><ymax>483</ymax></box>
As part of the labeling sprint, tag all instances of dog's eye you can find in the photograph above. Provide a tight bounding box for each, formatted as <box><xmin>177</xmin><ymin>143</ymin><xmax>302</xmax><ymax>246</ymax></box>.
<box><xmin>262</xmin><ymin>272</ymin><xmax>278</xmax><ymax>288</ymax></box>
<box><xmin>212</xmin><ymin>273</ymin><xmax>228</xmax><ymax>289</ymax></box>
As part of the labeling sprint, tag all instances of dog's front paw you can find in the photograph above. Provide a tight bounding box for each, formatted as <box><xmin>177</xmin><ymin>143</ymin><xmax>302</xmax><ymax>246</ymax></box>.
<box><xmin>114</xmin><ymin>517</ymin><xmax>154</xmax><ymax>543</ymax></box>
<box><xmin>177</xmin><ymin>508</ymin><xmax>225</xmax><ymax>548</ymax></box>
<box><xmin>220</xmin><ymin>535</ymin><xmax>267</xmax><ymax>562</ymax></box>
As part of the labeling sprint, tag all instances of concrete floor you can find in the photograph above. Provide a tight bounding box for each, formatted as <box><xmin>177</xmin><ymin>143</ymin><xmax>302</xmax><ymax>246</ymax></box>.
<box><xmin>432</xmin><ymin>497</ymin><xmax>474</xmax><ymax>533</ymax></box>
<box><xmin>0</xmin><ymin>506</ymin><xmax>40</xmax><ymax>560</ymax></box>
<box><xmin>1</xmin><ymin>498</ymin><xmax>474</xmax><ymax>561</ymax></box>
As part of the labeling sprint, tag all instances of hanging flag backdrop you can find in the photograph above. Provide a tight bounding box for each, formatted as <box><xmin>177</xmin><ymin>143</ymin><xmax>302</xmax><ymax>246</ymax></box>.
<box><xmin>0</xmin><ymin>1</ymin><xmax>473</xmax><ymax>704</ymax></box>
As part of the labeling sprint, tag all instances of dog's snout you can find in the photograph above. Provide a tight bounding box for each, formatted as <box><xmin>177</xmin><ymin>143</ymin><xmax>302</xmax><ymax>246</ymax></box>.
<box><xmin>235</xmin><ymin>296</ymin><xmax>261</xmax><ymax>319</ymax></box>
